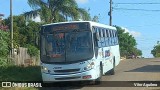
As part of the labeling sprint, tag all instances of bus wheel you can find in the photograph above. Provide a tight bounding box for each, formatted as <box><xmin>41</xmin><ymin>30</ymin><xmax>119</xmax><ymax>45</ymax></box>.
<box><xmin>95</xmin><ymin>64</ymin><xmax>103</xmax><ymax>85</ymax></box>
<box><xmin>110</xmin><ymin>58</ymin><xmax>115</xmax><ymax>75</ymax></box>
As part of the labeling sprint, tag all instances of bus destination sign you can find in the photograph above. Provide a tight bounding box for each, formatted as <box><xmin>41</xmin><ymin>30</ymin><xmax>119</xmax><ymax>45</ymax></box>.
<box><xmin>51</xmin><ymin>23</ymin><xmax>89</xmax><ymax>31</ymax></box>
<box><xmin>53</xmin><ymin>24</ymin><xmax>79</xmax><ymax>31</ymax></box>
<box><xmin>41</xmin><ymin>22</ymin><xmax>89</xmax><ymax>34</ymax></box>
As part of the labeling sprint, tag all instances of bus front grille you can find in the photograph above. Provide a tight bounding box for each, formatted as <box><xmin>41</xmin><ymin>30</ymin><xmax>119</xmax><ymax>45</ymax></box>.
<box><xmin>55</xmin><ymin>76</ymin><xmax>81</xmax><ymax>80</ymax></box>
<box><xmin>54</xmin><ymin>69</ymin><xmax>80</xmax><ymax>73</ymax></box>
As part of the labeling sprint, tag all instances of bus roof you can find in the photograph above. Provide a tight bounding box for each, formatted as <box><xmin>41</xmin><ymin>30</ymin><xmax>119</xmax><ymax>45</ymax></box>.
<box><xmin>42</xmin><ymin>21</ymin><xmax>116</xmax><ymax>30</ymax></box>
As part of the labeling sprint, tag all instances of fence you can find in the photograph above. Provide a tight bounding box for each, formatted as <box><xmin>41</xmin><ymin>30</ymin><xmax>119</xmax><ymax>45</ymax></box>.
<box><xmin>13</xmin><ymin>47</ymin><xmax>40</xmax><ymax>66</ymax></box>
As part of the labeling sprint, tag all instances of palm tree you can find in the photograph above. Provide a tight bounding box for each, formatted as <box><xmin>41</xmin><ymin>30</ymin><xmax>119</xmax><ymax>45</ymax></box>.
<box><xmin>26</xmin><ymin>0</ymin><xmax>91</xmax><ymax>23</ymax></box>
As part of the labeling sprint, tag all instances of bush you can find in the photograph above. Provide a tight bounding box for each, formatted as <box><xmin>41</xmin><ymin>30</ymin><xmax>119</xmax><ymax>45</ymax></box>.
<box><xmin>26</xmin><ymin>44</ymin><xmax>39</xmax><ymax>57</ymax></box>
<box><xmin>151</xmin><ymin>44</ymin><xmax>160</xmax><ymax>57</ymax></box>
<box><xmin>0</xmin><ymin>30</ymin><xmax>10</xmax><ymax>66</ymax></box>
<box><xmin>0</xmin><ymin>57</ymin><xmax>7</xmax><ymax>66</ymax></box>
<box><xmin>0</xmin><ymin>30</ymin><xmax>10</xmax><ymax>56</ymax></box>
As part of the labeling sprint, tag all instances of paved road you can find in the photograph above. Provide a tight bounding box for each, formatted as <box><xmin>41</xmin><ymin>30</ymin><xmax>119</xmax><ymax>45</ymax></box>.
<box><xmin>42</xmin><ymin>58</ymin><xmax>160</xmax><ymax>90</ymax></box>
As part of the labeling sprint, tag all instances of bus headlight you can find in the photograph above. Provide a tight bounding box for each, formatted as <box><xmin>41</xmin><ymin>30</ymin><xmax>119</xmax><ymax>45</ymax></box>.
<box><xmin>84</xmin><ymin>62</ymin><xmax>95</xmax><ymax>71</ymax></box>
<box><xmin>41</xmin><ymin>66</ymin><xmax>48</xmax><ymax>73</ymax></box>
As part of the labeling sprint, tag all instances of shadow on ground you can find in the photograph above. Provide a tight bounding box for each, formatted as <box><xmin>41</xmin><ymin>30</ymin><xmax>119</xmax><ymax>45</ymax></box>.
<box><xmin>125</xmin><ymin>65</ymin><xmax>160</xmax><ymax>72</ymax></box>
<box><xmin>37</xmin><ymin>81</ymin><xmax>86</xmax><ymax>90</ymax></box>
<box><xmin>151</xmin><ymin>61</ymin><xmax>160</xmax><ymax>62</ymax></box>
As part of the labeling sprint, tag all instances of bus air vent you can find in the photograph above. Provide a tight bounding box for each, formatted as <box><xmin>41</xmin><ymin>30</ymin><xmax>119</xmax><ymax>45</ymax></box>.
<box><xmin>54</xmin><ymin>69</ymin><xmax>80</xmax><ymax>73</ymax></box>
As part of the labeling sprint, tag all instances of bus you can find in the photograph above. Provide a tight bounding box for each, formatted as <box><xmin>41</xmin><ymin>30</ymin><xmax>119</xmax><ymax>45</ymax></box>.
<box><xmin>40</xmin><ymin>21</ymin><xmax>120</xmax><ymax>84</ymax></box>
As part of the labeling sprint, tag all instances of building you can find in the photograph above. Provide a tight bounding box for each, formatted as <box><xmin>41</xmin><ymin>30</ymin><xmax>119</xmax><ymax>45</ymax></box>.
<box><xmin>24</xmin><ymin>10</ymin><xmax>41</xmax><ymax>23</ymax></box>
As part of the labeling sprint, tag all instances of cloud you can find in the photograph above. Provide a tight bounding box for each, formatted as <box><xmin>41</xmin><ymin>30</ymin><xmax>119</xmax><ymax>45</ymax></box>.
<box><xmin>76</xmin><ymin>0</ymin><xmax>88</xmax><ymax>4</ymax></box>
<box><xmin>122</xmin><ymin>27</ymin><xmax>141</xmax><ymax>38</ymax></box>
<box><xmin>129</xmin><ymin>31</ymin><xmax>141</xmax><ymax>37</ymax></box>
<box><xmin>76</xmin><ymin>0</ymin><xmax>96</xmax><ymax>4</ymax></box>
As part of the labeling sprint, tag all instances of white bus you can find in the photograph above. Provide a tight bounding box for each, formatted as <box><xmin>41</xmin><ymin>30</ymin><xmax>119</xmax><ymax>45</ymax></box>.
<box><xmin>40</xmin><ymin>21</ymin><xmax>120</xmax><ymax>84</ymax></box>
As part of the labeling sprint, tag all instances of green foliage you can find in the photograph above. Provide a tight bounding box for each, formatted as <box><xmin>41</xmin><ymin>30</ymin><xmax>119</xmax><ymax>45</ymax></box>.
<box><xmin>115</xmin><ymin>26</ymin><xmax>142</xmax><ymax>57</ymax></box>
<box><xmin>0</xmin><ymin>30</ymin><xmax>10</xmax><ymax>57</ymax></box>
<box><xmin>0</xmin><ymin>66</ymin><xmax>41</xmax><ymax>81</ymax></box>
<box><xmin>26</xmin><ymin>44</ymin><xmax>39</xmax><ymax>57</ymax></box>
<box><xmin>136</xmin><ymin>48</ymin><xmax>142</xmax><ymax>56</ymax></box>
<box><xmin>4</xmin><ymin>15</ymin><xmax>26</xmax><ymax>47</ymax></box>
<box><xmin>27</xmin><ymin>0</ymin><xmax>91</xmax><ymax>23</ymax></box>
<box><xmin>24</xmin><ymin>21</ymin><xmax>41</xmax><ymax>47</ymax></box>
<box><xmin>0</xmin><ymin>30</ymin><xmax>10</xmax><ymax>66</ymax></box>
<box><xmin>3</xmin><ymin>16</ymin><xmax>41</xmax><ymax>65</ymax></box>
<box><xmin>151</xmin><ymin>44</ymin><xmax>160</xmax><ymax>57</ymax></box>
<box><xmin>132</xmin><ymin>47</ymin><xmax>142</xmax><ymax>56</ymax></box>
<box><xmin>4</xmin><ymin>15</ymin><xmax>41</xmax><ymax>48</ymax></box>
<box><xmin>92</xmin><ymin>15</ymin><xmax>99</xmax><ymax>22</ymax></box>
<box><xmin>77</xmin><ymin>8</ymin><xmax>91</xmax><ymax>21</ymax></box>
<box><xmin>0</xmin><ymin>57</ymin><xmax>7</xmax><ymax>66</ymax></box>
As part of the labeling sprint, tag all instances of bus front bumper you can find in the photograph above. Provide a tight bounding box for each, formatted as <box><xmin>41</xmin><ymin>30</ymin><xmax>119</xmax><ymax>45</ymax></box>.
<box><xmin>42</xmin><ymin>69</ymin><xmax>98</xmax><ymax>82</ymax></box>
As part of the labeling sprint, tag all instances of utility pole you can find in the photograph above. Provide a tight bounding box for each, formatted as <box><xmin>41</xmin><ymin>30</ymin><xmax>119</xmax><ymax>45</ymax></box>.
<box><xmin>10</xmin><ymin>0</ymin><xmax>13</xmax><ymax>58</ymax></box>
<box><xmin>109</xmin><ymin>0</ymin><xmax>112</xmax><ymax>26</ymax></box>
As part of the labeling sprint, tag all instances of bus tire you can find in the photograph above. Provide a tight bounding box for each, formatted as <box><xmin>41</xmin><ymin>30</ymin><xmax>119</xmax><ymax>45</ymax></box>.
<box><xmin>110</xmin><ymin>57</ymin><xmax>115</xmax><ymax>75</ymax></box>
<box><xmin>95</xmin><ymin>64</ymin><xmax>103</xmax><ymax>85</ymax></box>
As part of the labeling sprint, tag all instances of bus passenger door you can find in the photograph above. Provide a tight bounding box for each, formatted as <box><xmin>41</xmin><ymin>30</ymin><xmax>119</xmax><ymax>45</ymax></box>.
<box><xmin>94</xmin><ymin>29</ymin><xmax>107</xmax><ymax>74</ymax></box>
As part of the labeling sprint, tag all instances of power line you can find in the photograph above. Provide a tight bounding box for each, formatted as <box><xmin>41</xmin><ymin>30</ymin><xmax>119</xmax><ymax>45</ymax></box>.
<box><xmin>114</xmin><ymin>3</ymin><xmax>160</xmax><ymax>5</ymax></box>
<box><xmin>113</xmin><ymin>8</ymin><xmax>160</xmax><ymax>12</ymax></box>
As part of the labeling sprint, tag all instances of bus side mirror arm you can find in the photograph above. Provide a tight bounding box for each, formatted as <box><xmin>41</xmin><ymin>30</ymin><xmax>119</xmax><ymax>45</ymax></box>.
<box><xmin>94</xmin><ymin>33</ymin><xmax>99</xmax><ymax>47</ymax></box>
<box><xmin>94</xmin><ymin>33</ymin><xmax>100</xmax><ymax>41</ymax></box>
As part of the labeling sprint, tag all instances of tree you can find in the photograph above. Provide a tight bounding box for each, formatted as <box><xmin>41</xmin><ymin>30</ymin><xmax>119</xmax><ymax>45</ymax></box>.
<box><xmin>4</xmin><ymin>15</ymin><xmax>41</xmax><ymax>48</ymax></box>
<box><xmin>4</xmin><ymin>15</ymin><xmax>26</xmax><ymax>47</ymax></box>
<box><xmin>132</xmin><ymin>47</ymin><xmax>142</xmax><ymax>56</ymax></box>
<box><xmin>3</xmin><ymin>15</ymin><xmax>41</xmax><ymax>65</ymax></box>
<box><xmin>92</xmin><ymin>15</ymin><xmax>99</xmax><ymax>22</ymax></box>
<box><xmin>27</xmin><ymin>0</ymin><xmax>90</xmax><ymax>23</ymax></box>
<box><xmin>115</xmin><ymin>26</ymin><xmax>142</xmax><ymax>57</ymax></box>
<box><xmin>23</xmin><ymin>21</ymin><xmax>41</xmax><ymax>47</ymax></box>
<box><xmin>151</xmin><ymin>43</ymin><xmax>160</xmax><ymax>57</ymax></box>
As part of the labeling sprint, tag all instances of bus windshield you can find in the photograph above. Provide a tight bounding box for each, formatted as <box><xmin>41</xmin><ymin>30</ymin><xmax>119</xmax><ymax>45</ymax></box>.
<box><xmin>40</xmin><ymin>30</ymin><xmax>93</xmax><ymax>63</ymax></box>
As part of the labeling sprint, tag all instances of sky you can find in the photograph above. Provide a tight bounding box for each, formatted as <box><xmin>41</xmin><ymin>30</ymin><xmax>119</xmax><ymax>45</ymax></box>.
<box><xmin>1</xmin><ymin>0</ymin><xmax>160</xmax><ymax>58</ymax></box>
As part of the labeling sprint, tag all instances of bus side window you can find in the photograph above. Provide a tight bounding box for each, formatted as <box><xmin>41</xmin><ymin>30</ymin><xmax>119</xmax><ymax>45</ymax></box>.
<box><xmin>93</xmin><ymin>27</ymin><xmax>99</xmax><ymax>47</ymax></box>
<box><xmin>100</xmin><ymin>29</ymin><xmax>105</xmax><ymax>47</ymax></box>
<box><xmin>103</xmin><ymin>29</ymin><xmax>107</xmax><ymax>47</ymax></box>
<box><xmin>112</xmin><ymin>30</ymin><xmax>115</xmax><ymax>45</ymax></box>
<box><xmin>98</xmin><ymin>28</ymin><xmax>102</xmax><ymax>47</ymax></box>
<box><xmin>105</xmin><ymin>29</ymin><xmax>109</xmax><ymax>46</ymax></box>
<box><xmin>110</xmin><ymin>30</ymin><xmax>113</xmax><ymax>46</ymax></box>
<box><xmin>113</xmin><ymin>30</ymin><xmax>117</xmax><ymax>45</ymax></box>
<box><xmin>115</xmin><ymin>31</ymin><xmax>119</xmax><ymax>44</ymax></box>
<box><xmin>108</xmin><ymin>30</ymin><xmax>111</xmax><ymax>46</ymax></box>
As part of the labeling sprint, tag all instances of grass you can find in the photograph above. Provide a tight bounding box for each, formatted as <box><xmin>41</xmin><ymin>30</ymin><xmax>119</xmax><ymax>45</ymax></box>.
<box><xmin>0</xmin><ymin>65</ymin><xmax>42</xmax><ymax>81</ymax></box>
<box><xmin>0</xmin><ymin>87</ymin><xmax>39</xmax><ymax>90</ymax></box>
<box><xmin>0</xmin><ymin>65</ymin><xmax>42</xmax><ymax>90</ymax></box>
